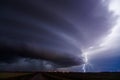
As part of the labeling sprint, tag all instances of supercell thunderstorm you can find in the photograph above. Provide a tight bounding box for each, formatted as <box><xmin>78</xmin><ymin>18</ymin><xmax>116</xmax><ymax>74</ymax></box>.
<box><xmin>0</xmin><ymin>0</ymin><xmax>120</xmax><ymax>71</ymax></box>
<box><xmin>81</xmin><ymin>0</ymin><xmax>120</xmax><ymax>72</ymax></box>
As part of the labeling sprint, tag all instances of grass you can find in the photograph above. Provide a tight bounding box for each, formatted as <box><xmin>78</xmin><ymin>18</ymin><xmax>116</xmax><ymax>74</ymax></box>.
<box><xmin>0</xmin><ymin>72</ymin><xmax>32</xmax><ymax>79</ymax></box>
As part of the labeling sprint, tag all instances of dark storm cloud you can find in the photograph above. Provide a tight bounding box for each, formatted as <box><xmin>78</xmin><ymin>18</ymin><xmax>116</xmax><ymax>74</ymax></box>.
<box><xmin>0</xmin><ymin>58</ymin><xmax>59</xmax><ymax>71</ymax></box>
<box><xmin>0</xmin><ymin>42</ymin><xmax>83</xmax><ymax>67</ymax></box>
<box><xmin>0</xmin><ymin>0</ymin><xmax>115</xmax><ymax>70</ymax></box>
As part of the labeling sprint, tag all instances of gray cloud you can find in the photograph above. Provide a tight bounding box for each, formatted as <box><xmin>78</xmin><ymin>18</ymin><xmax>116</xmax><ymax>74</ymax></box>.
<box><xmin>0</xmin><ymin>0</ymin><xmax>115</xmax><ymax>71</ymax></box>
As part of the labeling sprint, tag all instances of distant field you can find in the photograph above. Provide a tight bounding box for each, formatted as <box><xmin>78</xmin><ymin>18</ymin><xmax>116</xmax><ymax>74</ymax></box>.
<box><xmin>0</xmin><ymin>72</ymin><xmax>33</xmax><ymax>79</ymax></box>
<box><xmin>0</xmin><ymin>72</ymin><xmax>120</xmax><ymax>80</ymax></box>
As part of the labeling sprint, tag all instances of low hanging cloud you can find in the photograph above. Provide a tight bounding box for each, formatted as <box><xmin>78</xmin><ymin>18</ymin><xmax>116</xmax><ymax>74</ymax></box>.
<box><xmin>0</xmin><ymin>0</ymin><xmax>115</xmax><ymax>71</ymax></box>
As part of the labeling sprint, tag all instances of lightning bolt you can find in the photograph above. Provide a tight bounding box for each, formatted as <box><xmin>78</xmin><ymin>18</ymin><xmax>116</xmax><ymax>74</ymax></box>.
<box><xmin>82</xmin><ymin>52</ymin><xmax>88</xmax><ymax>72</ymax></box>
<box><xmin>81</xmin><ymin>0</ymin><xmax>120</xmax><ymax>72</ymax></box>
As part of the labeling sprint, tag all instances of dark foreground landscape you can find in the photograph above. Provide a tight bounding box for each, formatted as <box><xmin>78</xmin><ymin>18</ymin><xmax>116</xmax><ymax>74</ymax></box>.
<box><xmin>0</xmin><ymin>72</ymin><xmax>120</xmax><ymax>80</ymax></box>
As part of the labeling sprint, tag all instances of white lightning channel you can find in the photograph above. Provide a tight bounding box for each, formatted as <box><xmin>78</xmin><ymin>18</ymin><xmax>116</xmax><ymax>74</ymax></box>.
<box><xmin>81</xmin><ymin>0</ymin><xmax>120</xmax><ymax>72</ymax></box>
<box><xmin>82</xmin><ymin>53</ymin><xmax>88</xmax><ymax>72</ymax></box>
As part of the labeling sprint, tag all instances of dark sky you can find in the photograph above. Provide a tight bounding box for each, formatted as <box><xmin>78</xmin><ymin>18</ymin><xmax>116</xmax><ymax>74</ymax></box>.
<box><xmin>0</xmin><ymin>0</ymin><xmax>119</xmax><ymax>71</ymax></box>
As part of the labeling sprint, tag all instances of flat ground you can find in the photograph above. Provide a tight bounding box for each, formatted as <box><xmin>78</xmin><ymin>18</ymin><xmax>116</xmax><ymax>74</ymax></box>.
<box><xmin>0</xmin><ymin>72</ymin><xmax>120</xmax><ymax>80</ymax></box>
